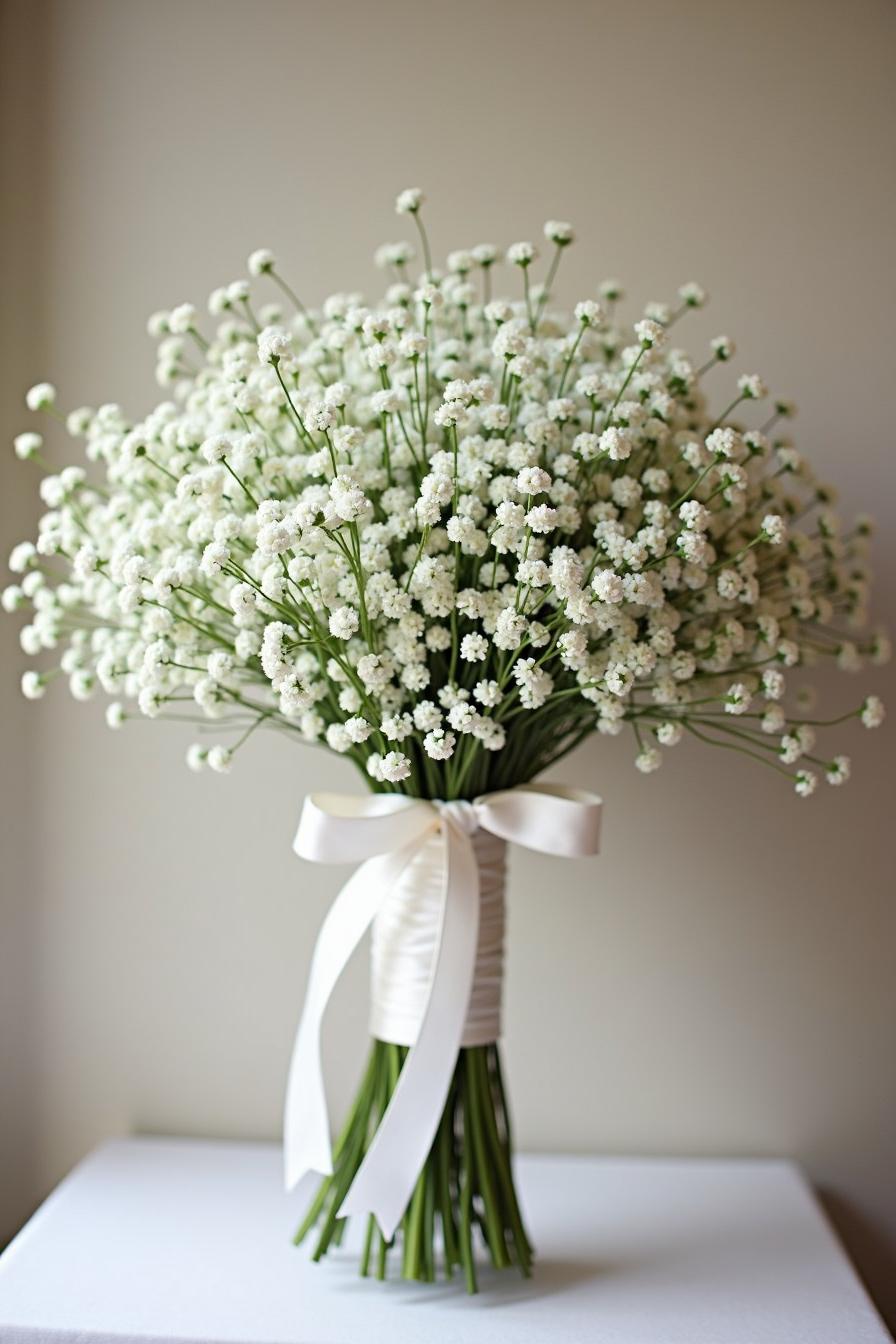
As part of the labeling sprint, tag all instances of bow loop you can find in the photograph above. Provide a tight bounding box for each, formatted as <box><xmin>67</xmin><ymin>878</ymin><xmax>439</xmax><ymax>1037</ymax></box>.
<box><xmin>475</xmin><ymin>783</ymin><xmax>603</xmax><ymax>856</ymax></box>
<box><xmin>294</xmin><ymin>792</ymin><xmax>437</xmax><ymax>865</ymax></box>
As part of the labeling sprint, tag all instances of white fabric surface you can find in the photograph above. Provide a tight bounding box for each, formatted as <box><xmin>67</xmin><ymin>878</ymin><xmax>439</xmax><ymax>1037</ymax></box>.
<box><xmin>0</xmin><ymin>1137</ymin><xmax>890</xmax><ymax>1344</ymax></box>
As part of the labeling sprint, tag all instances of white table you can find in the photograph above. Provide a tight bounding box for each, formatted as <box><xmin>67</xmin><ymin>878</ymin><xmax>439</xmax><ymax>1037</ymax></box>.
<box><xmin>0</xmin><ymin>1137</ymin><xmax>889</xmax><ymax>1344</ymax></box>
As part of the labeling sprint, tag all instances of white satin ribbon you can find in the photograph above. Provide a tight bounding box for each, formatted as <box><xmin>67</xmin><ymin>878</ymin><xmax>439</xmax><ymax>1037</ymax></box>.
<box><xmin>284</xmin><ymin>783</ymin><xmax>602</xmax><ymax>1240</ymax></box>
<box><xmin>369</xmin><ymin>825</ymin><xmax>507</xmax><ymax>1048</ymax></box>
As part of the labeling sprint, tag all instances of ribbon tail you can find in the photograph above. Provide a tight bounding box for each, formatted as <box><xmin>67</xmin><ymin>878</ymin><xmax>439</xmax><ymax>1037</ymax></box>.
<box><xmin>338</xmin><ymin>823</ymin><xmax>480</xmax><ymax>1240</ymax></box>
<box><xmin>283</xmin><ymin>852</ymin><xmax>395</xmax><ymax>1191</ymax></box>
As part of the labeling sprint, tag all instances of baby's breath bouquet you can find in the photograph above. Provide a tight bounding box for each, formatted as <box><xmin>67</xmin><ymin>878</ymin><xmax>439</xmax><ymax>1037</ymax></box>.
<box><xmin>5</xmin><ymin>187</ymin><xmax>887</xmax><ymax>1292</ymax></box>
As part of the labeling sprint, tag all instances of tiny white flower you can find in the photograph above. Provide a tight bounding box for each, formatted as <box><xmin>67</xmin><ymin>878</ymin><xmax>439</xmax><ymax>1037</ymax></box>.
<box><xmin>1</xmin><ymin>585</ymin><xmax>24</xmax><ymax>612</ymax></box>
<box><xmin>544</xmin><ymin>219</ymin><xmax>574</xmax><ymax>245</ymax></box>
<box><xmin>20</xmin><ymin>625</ymin><xmax>41</xmax><ymax>655</ymax></box>
<box><xmin>14</xmin><ymin>431</ymin><xmax>42</xmax><ymax>460</ymax></box>
<box><xmin>861</xmin><ymin>695</ymin><xmax>884</xmax><ymax>729</ymax></box>
<box><xmin>69</xmin><ymin>669</ymin><xmax>95</xmax><ymax>701</ymax></box>
<box><xmin>634</xmin><ymin>319</ymin><xmax>664</xmax><ymax>348</ymax></box>
<box><xmin>395</xmin><ymin>187</ymin><xmax>424</xmax><ymax>215</ymax></box>
<box><xmin>424</xmin><ymin>727</ymin><xmax>456</xmax><ymax>760</ymax></box>
<box><xmin>605</xmin><ymin>663</ymin><xmax>633</xmax><ymax>697</ymax></box>
<box><xmin>208</xmin><ymin>287</ymin><xmax>230</xmax><ymax>315</ymax></box>
<box><xmin>460</xmin><ymin>633</ymin><xmax>489</xmax><ymax>662</ymax></box>
<box><xmin>378</xmin><ymin>750</ymin><xmax>412</xmax><ymax>783</ymax></box>
<box><xmin>738</xmin><ymin>373</ymin><xmax>767</xmax><ymax>400</ymax></box>
<box><xmin>326</xmin><ymin>723</ymin><xmax>352</xmax><ymax>754</ymax></box>
<box><xmin>636</xmin><ymin>747</ymin><xmax>662</xmax><ymax>773</ymax></box>
<box><xmin>825</xmin><ymin>756</ymin><xmax>850</xmax><ymax>786</ymax></box>
<box><xmin>494</xmin><ymin>609</ymin><xmax>527</xmax><ymax>650</ymax></box>
<box><xmin>167</xmin><ymin>303</ymin><xmax>197</xmax><ymax>335</ymax></box>
<box><xmin>724</xmin><ymin>683</ymin><xmax>751</xmax><ymax>714</ymax></box>
<box><xmin>330</xmin><ymin>474</ymin><xmax>369</xmax><ymax>522</ymax></box>
<box><xmin>25</xmin><ymin>382</ymin><xmax>56</xmax><ymax>411</ymax></box>
<box><xmin>679</xmin><ymin>500</ymin><xmax>710</xmax><ymax>531</ymax></box>
<box><xmin>377</xmin><ymin>241</ymin><xmax>415</xmax><ymax>270</ymax></box>
<box><xmin>779</xmin><ymin>734</ymin><xmax>802</xmax><ymax>765</ymax></box>
<box><xmin>21</xmin><ymin>670</ymin><xmax>45</xmax><ymax>699</ymax></box>
<box><xmin>344</xmin><ymin>716</ymin><xmax>372</xmax><ymax>744</ymax></box>
<box><xmin>761</xmin><ymin>514</ymin><xmax>787</xmax><ymax>545</ymax></box>
<box><xmin>507</xmin><ymin>241</ymin><xmax>537</xmax><ymax>267</ymax></box>
<box><xmin>599</xmin><ymin>426</ymin><xmax>633</xmax><ymax>461</ymax></box>
<box><xmin>207</xmin><ymin>650</ymin><xmax>233</xmax><ymax>683</ymax></box>
<box><xmin>762</xmin><ymin>669</ymin><xmax>785</xmax><ymax>700</ymax></box>
<box><xmin>329</xmin><ymin>605</ymin><xmax>359</xmax><ymax>640</ymax></box>
<box><xmin>434</xmin><ymin>400</ymin><xmax>466</xmax><ymax>429</ymax></box>
<box><xmin>248</xmin><ymin>248</ymin><xmax>276</xmax><ymax>276</ymax></box>
<box><xmin>592</xmin><ymin>569</ymin><xmax>624</xmax><ymax>604</ymax></box>
<box><xmin>146</xmin><ymin>310</ymin><xmax>170</xmax><ymax>338</ymax></box>
<box><xmin>371</xmin><ymin>388</ymin><xmax>400</xmax><ymax>416</ymax></box>
<box><xmin>105</xmin><ymin>702</ymin><xmax>126</xmax><ymax>729</ymax></box>
<box><xmin>201</xmin><ymin>541</ymin><xmax>230</xmax><ymax>577</ymax></box>
<box><xmin>207</xmin><ymin>745</ymin><xmax>232</xmax><ymax>774</ymax></box>
<box><xmin>525</xmin><ymin>503</ymin><xmax>558</xmax><ymax>534</ymax></box>
<box><xmin>257</xmin><ymin>325</ymin><xmax>293</xmax><ymax>364</ymax></box>
<box><xmin>706</xmin><ymin>427</ymin><xmax>740</xmax><ymax>459</ymax></box>
<box><xmin>138</xmin><ymin>687</ymin><xmax>163</xmax><ymax>718</ymax></box>
<box><xmin>574</xmin><ymin>300</ymin><xmax>603</xmax><ymax>327</ymax></box>
<box><xmin>678</xmin><ymin>282</ymin><xmax>707</xmax><ymax>308</ymax></box>
<box><xmin>474</xmin><ymin>680</ymin><xmax>501</xmax><ymax>708</ymax></box>
<box><xmin>186</xmin><ymin>744</ymin><xmax>207</xmax><ymax>772</ymax></box>
<box><xmin>517</xmin><ymin>466</ymin><xmax>551</xmax><ymax>496</ymax></box>
<box><xmin>201</xmin><ymin>435</ymin><xmax>231</xmax><ymax>464</ymax></box>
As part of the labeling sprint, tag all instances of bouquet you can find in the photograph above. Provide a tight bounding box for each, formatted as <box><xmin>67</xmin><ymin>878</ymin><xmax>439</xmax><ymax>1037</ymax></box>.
<box><xmin>5</xmin><ymin>187</ymin><xmax>886</xmax><ymax>1292</ymax></box>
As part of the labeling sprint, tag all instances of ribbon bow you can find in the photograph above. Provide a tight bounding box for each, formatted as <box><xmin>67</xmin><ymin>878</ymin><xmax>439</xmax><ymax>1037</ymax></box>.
<box><xmin>284</xmin><ymin>782</ymin><xmax>602</xmax><ymax>1239</ymax></box>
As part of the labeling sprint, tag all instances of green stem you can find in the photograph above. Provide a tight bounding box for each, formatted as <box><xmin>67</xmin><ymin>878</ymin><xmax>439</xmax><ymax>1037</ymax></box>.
<box><xmin>467</xmin><ymin>1049</ymin><xmax>510</xmax><ymax>1266</ymax></box>
<box><xmin>294</xmin><ymin>1040</ymin><xmax>529</xmax><ymax>1292</ymax></box>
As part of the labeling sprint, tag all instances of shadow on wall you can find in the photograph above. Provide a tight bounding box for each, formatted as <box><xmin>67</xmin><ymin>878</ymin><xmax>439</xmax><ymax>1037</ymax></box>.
<box><xmin>819</xmin><ymin>1190</ymin><xmax>896</xmax><ymax>1334</ymax></box>
<box><xmin>0</xmin><ymin>0</ymin><xmax>45</xmax><ymax>1250</ymax></box>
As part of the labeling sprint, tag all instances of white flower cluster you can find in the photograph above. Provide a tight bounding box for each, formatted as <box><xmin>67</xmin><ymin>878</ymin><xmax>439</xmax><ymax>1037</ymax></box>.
<box><xmin>5</xmin><ymin>193</ymin><xmax>887</xmax><ymax>799</ymax></box>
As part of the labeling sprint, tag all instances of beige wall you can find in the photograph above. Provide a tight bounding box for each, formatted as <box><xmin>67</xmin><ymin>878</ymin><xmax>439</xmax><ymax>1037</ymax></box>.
<box><xmin>2</xmin><ymin>0</ymin><xmax>895</xmax><ymax>1323</ymax></box>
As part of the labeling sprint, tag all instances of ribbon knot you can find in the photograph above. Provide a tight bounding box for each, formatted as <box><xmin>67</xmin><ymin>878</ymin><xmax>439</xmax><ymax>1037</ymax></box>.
<box><xmin>284</xmin><ymin>782</ymin><xmax>602</xmax><ymax>1240</ymax></box>
<box><xmin>437</xmin><ymin>798</ymin><xmax>479</xmax><ymax>836</ymax></box>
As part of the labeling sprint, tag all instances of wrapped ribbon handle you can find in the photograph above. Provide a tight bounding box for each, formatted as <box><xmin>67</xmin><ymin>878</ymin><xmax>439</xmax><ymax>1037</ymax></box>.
<box><xmin>284</xmin><ymin>783</ymin><xmax>602</xmax><ymax>1239</ymax></box>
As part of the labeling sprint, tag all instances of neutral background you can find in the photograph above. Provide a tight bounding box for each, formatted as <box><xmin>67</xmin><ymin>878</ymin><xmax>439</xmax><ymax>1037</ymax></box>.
<box><xmin>2</xmin><ymin>0</ymin><xmax>894</xmax><ymax>1324</ymax></box>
